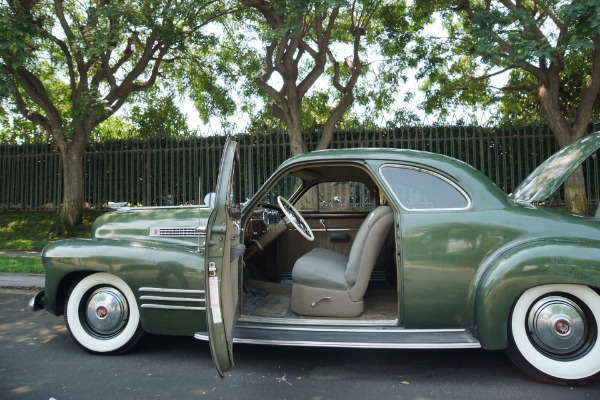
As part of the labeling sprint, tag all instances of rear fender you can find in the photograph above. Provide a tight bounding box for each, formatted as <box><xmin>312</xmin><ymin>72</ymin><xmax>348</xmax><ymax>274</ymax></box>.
<box><xmin>472</xmin><ymin>241</ymin><xmax>600</xmax><ymax>350</ymax></box>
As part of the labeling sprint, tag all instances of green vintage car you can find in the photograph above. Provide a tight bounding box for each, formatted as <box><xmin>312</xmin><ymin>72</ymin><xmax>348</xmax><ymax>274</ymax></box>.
<box><xmin>30</xmin><ymin>133</ymin><xmax>600</xmax><ymax>385</ymax></box>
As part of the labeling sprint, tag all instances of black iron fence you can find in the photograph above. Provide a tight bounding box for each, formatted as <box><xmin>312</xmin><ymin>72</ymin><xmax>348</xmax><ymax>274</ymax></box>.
<box><xmin>1</xmin><ymin>123</ymin><xmax>599</xmax><ymax>211</ymax></box>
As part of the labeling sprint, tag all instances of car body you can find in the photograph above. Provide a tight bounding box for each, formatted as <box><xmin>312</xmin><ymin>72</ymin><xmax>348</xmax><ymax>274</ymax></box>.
<box><xmin>30</xmin><ymin>133</ymin><xmax>600</xmax><ymax>384</ymax></box>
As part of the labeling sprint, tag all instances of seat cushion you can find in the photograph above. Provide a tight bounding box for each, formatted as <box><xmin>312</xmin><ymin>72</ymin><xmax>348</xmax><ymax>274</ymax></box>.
<box><xmin>292</xmin><ymin>248</ymin><xmax>349</xmax><ymax>290</ymax></box>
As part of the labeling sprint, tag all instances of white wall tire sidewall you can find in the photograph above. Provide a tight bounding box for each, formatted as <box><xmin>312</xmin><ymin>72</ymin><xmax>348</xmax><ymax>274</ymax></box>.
<box><xmin>511</xmin><ymin>284</ymin><xmax>600</xmax><ymax>380</ymax></box>
<box><xmin>66</xmin><ymin>273</ymin><xmax>140</xmax><ymax>353</ymax></box>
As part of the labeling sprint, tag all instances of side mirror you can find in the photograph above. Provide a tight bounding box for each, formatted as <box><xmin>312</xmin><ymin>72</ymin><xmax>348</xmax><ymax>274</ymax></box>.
<box><xmin>204</xmin><ymin>193</ymin><xmax>216</xmax><ymax>208</ymax></box>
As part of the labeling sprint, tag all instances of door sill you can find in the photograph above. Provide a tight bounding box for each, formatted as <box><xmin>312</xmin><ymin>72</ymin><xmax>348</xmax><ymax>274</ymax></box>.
<box><xmin>238</xmin><ymin>315</ymin><xmax>399</xmax><ymax>326</ymax></box>
<box><xmin>195</xmin><ymin>326</ymin><xmax>481</xmax><ymax>349</ymax></box>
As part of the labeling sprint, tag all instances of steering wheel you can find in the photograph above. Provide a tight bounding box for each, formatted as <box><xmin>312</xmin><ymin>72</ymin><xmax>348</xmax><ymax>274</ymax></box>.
<box><xmin>277</xmin><ymin>196</ymin><xmax>314</xmax><ymax>241</ymax></box>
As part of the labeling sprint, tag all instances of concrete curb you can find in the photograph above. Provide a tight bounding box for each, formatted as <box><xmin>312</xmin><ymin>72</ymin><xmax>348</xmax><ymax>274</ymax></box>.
<box><xmin>0</xmin><ymin>272</ymin><xmax>44</xmax><ymax>289</ymax></box>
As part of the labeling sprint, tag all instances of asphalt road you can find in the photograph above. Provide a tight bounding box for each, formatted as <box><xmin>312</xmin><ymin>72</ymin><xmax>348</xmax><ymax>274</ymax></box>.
<box><xmin>1</xmin><ymin>289</ymin><xmax>599</xmax><ymax>400</ymax></box>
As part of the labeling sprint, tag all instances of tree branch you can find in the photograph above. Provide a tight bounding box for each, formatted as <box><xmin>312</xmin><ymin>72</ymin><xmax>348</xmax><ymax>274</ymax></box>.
<box><xmin>10</xmin><ymin>85</ymin><xmax>53</xmax><ymax>132</ymax></box>
<box><xmin>500</xmin><ymin>84</ymin><xmax>538</xmax><ymax>91</ymax></box>
<box><xmin>15</xmin><ymin>67</ymin><xmax>62</xmax><ymax>129</ymax></box>
<box><xmin>240</xmin><ymin>0</ymin><xmax>284</xmax><ymax>28</ymax></box>
<box><xmin>572</xmin><ymin>36</ymin><xmax>600</xmax><ymax>140</ymax></box>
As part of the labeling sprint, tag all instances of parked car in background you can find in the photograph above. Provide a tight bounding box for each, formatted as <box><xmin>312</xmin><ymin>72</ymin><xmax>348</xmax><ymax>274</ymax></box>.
<box><xmin>31</xmin><ymin>133</ymin><xmax>600</xmax><ymax>385</ymax></box>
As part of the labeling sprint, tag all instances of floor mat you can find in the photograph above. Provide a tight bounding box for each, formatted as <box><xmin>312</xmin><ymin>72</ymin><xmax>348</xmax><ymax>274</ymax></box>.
<box><xmin>243</xmin><ymin>280</ymin><xmax>291</xmax><ymax>318</ymax></box>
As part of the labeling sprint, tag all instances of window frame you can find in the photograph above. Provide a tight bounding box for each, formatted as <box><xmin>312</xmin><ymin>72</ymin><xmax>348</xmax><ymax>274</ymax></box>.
<box><xmin>379</xmin><ymin>164</ymin><xmax>472</xmax><ymax>212</ymax></box>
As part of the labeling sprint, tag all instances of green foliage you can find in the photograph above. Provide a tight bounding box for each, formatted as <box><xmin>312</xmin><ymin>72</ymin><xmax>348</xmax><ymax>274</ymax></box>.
<box><xmin>0</xmin><ymin>212</ymin><xmax>104</xmax><ymax>251</ymax></box>
<box><xmin>0</xmin><ymin>257</ymin><xmax>44</xmax><ymax>274</ymax></box>
<box><xmin>0</xmin><ymin>112</ymin><xmax>48</xmax><ymax>143</ymax></box>
<box><xmin>413</xmin><ymin>0</ymin><xmax>600</xmax><ymax>121</ymax></box>
<box><xmin>496</xmin><ymin>52</ymin><xmax>600</xmax><ymax>123</ymax></box>
<box><xmin>128</xmin><ymin>92</ymin><xmax>191</xmax><ymax>137</ymax></box>
<box><xmin>0</xmin><ymin>0</ymin><xmax>237</xmax><ymax>137</ymax></box>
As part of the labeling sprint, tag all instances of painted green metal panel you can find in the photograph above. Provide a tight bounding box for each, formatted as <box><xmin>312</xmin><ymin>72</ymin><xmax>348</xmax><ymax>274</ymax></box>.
<box><xmin>204</xmin><ymin>139</ymin><xmax>241</xmax><ymax>377</ymax></box>
<box><xmin>41</xmin><ymin>238</ymin><xmax>207</xmax><ymax>335</ymax></box>
<box><xmin>474</xmin><ymin>241</ymin><xmax>600</xmax><ymax>349</ymax></box>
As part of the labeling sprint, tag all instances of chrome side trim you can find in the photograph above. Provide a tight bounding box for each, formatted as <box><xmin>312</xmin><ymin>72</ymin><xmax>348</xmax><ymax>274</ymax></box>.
<box><xmin>142</xmin><ymin>304</ymin><xmax>205</xmax><ymax>311</ymax></box>
<box><xmin>231</xmin><ymin>339</ymin><xmax>481</xmax><ymax>349</ymax></box>
<box><xmin>117</xmin><ymin>205</ymin><xmax>202</xmax><ymax>211</ymax></box>
<box><xmin>149</xmin><ymin>227</ymin><xmax>207</xmax><ymax>238</ymax></box>
<box><xmin>238</xmin><ymin>315</ymin><xmax>398</xmax><ymax>326</ymax></box>
<box><xmin>140</xmin><ymin>295</ymin><xmax>205</xmax><ymax>303</ymax></box>
<box><xmin>194</xmin><ymin>332</ymin><xmax>481</xmax><ymax>349</ymax></box>
<box><xmin>310</xmin><ymin>228</ymin><xmax>355</xmax><ymax>232</ymax></box>
<box><xmin>139</xmin><ymin>287</ymin><xmax>205</xmax><ymax>294</ymax></box>
<box><xmin>237</xmin><ymin>324</ymin><xmax>470</xmax><ymax>334</ymax></box>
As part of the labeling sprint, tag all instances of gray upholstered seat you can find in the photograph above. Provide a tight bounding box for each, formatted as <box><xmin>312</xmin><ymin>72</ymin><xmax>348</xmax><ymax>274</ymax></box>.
<box><xmin>291</xmin><ymin>206</ymin><xmax>394</xmax><ymax>317</ymax></box>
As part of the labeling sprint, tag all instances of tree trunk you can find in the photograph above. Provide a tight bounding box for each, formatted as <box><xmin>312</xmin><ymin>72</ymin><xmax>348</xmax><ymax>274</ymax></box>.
<box><xmin>538</xmin><ymin>73</ymin><xmax>589</xmax><ymax>215</ymax></box>
<box><xmin>564</xmin><ymin>167</ymin><xmax>589</xmax><ymax>215</ymax></box>
<box><xmin>287</xmin><ymin>106</ymin><xmax>308</xmax><ymax>156</ymax></box>
<box><xmin>54</xmin><ymin>143</ymin><xmax>84</xmax><ymax>234</ymax></box>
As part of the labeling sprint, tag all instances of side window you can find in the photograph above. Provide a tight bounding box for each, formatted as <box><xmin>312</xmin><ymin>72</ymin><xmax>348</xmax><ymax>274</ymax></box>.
<box><xmin>381</xmin><ymin>166</ymin><xmax>470</xmax><ymax>210</ymax></box>
<box><xmin>295</xmin><ymin>181</ymin><xmax>375</xmax><ymax>212</ymax></box>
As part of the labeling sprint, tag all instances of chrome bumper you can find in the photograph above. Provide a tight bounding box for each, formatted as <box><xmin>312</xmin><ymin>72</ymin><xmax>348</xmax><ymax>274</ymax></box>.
<box><xmin>28</xmin><ymin>289</ymin><xmax>45</xmax><ymax>312</ymax></box>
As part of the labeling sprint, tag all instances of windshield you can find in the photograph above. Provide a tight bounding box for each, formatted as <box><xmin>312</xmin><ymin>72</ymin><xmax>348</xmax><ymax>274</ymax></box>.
<box><xmin>261</xmin><ymin>174</ymin><xmax>303</xmax><ymax>205</ymax></box>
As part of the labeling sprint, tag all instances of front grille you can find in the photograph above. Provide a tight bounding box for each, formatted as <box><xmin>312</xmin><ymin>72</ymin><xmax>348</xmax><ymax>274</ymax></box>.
<box><xmin>149</xmin><ymin>227</ymin><xmax>206</xmax><ymax>238</ymax></box>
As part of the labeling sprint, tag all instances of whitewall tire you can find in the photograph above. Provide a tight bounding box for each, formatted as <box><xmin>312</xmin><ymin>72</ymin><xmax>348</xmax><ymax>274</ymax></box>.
<box><xmin>506</xmin><ymin>284</ymin><xmax>600</xmax><ymax>385</ymax></box>
<box><xmin>64</xmin><ymin>273</ymin><xmax>143</xmax><ymax>354</ymax></box>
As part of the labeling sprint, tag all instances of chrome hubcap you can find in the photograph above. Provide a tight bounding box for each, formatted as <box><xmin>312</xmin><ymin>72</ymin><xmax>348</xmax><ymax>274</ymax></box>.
<box><xmin>528</xmin><ymin>296</ymin><xmax>586</xmax><ymax>354</ymax></box>
<box><xmin>84</xmin><ymin>287</ymin><xmax>129</xmax><ymax>337</ymax></box>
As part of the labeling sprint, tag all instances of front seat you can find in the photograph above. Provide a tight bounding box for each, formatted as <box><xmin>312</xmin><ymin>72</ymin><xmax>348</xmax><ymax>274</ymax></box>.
<box><xmin>291</xmin><ymin>206</ymin><xmax>394</xmax><ymax>317</ymax></box>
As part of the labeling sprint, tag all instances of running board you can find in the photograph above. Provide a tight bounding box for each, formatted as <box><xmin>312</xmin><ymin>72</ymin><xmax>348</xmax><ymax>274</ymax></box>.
<box><xmin>195</xmin><ymin>325</ymin><xmax>481</xmax><ymax>349</ymax></box>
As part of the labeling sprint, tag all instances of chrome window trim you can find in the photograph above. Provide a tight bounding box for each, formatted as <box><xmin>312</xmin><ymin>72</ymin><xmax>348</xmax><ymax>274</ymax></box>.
<box><xmin>379</xmin><ymin>164</ymin><xmax>472</xmax><ymax>211</ymax></box>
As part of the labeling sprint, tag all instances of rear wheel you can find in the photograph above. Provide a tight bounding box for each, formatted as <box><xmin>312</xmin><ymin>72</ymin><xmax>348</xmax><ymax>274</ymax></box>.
<box><xmin>506</xmin><ymin>284</ymin><xmax>600</xmax><ymax>385</ymax></box>
<box><xmin>64</xmin><ymin>273</ymin><xmax>143</xmax><ymax>354</ymax></box>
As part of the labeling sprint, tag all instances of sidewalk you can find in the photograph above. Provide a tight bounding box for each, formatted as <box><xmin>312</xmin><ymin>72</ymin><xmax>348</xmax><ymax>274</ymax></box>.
<box><xmin>0</xmin><ymin>250</ymin><xmax>44</xmax><ymax>288</ymax></box>
<box><xmin>0</xmin><ymin>272</ymin><xmax>44</xmax><ymax>288</ymax></box>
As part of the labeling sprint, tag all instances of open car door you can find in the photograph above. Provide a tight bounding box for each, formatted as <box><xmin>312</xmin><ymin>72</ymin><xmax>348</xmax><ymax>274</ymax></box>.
<box><xmin>204</xmin><ymin>138</ymin><xmax>244</xmax><ymax>377</ymax></box>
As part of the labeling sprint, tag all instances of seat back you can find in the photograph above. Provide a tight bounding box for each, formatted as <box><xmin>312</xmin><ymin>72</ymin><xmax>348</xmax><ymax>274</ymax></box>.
<box><xmin>345</xmin><ymin>206</ymin><xmax>394</xmax><ymax>302</ymax></box>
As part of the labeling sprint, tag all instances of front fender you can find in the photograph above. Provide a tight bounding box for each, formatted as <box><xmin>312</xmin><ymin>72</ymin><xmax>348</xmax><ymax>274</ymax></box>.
<box><xmin>473</xmin><ymin>240</ymin><xmax>600</xmax><ymax>350</ymax></box>
<box><xmin>41</xmin><ymin>238</ymin><xmax>206</xmax><ymax>334</ymax></box>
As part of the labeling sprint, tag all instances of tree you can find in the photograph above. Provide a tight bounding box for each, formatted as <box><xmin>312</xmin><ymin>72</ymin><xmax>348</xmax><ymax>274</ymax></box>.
<box><xmin>414</xmin><ymin>0</ymin><xmax>600</xmax><ymax>214</ymax></box>
<box><xmin>0</xmin><ymin>0</ymin><xmax>235</xmax><ymax>232</ymax></box>
<box><xmin>238</xmin><ymin>0</ymin><xmax>382</xmax><ymax>156</ymax></box>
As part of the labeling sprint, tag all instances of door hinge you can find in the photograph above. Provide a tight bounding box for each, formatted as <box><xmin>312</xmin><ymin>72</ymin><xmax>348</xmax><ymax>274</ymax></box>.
<box><xmin>208</xmin><ymin>261</ymin><xmax>217</xmax><ymax>277</ymax></box>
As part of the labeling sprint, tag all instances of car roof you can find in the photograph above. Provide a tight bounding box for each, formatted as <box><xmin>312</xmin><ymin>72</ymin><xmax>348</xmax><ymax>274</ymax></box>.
<box><xmin>275</xmin><ymin>148</ymin><xmax>511</xmax><ymax>211</ymax></box>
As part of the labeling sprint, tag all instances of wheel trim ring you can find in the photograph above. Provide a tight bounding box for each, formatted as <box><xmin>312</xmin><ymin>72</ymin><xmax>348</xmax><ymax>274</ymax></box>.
<box><xmin>66</xmin><ymin>273</ymin><xmax>140</xmax><ymax>353</ymax></box>
<box><xmin>81</xmin><ymin>287</ymin><xmax>130</xmax><ymax>338</ymax></box>
<box><xmin>527</xmin><ymin>295</ymin><xmax>590</xmax><ymax>357</ymax></box>
<box><xmin>512</xmin><ymin>284</ymin><xmax>600</xmax><ymax>380</ymax></box>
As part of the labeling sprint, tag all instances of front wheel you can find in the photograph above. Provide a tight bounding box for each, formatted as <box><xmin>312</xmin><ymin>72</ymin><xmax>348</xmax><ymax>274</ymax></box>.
<box><xmin>506</xmin><ymin>284</ymin><xmax>600</xmax><ymax>385</ymax></box>
<box><xmin>64</xmin><ymin>273</ymin><xmax>143</xmax><ymax>354</ymax></box>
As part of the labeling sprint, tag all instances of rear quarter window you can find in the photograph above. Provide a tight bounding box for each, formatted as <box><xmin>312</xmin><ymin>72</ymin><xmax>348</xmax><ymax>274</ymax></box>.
<box><xmin>380</xmin><ymin>165</ymin><xmax>470</xmax><ymax>211</ymax></box>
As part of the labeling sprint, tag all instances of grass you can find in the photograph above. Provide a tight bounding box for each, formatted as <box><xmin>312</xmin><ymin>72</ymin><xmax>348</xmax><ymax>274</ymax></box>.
<box><xmin>0</xmin><ymin>257</ymin><xmax>44</xmax><ymax>273</ymax></box>
<box><xmin>0</xmin><ymin>211</ymin><xmax>106</xmax><ymax>251</ymax></box>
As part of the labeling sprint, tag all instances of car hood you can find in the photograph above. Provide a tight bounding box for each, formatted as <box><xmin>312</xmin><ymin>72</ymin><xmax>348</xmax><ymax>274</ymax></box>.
<box><xmin>511</xmin><ymin>131</ymin><xmax>600</xmax><ymax>203</ymax></box>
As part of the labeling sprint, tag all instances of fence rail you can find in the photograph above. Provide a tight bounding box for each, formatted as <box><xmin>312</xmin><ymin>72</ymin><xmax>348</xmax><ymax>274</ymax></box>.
<box><xmin>1</xmin><ymin>124</ymin><xmax>599</xmax><ymax>211</ymax></box>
